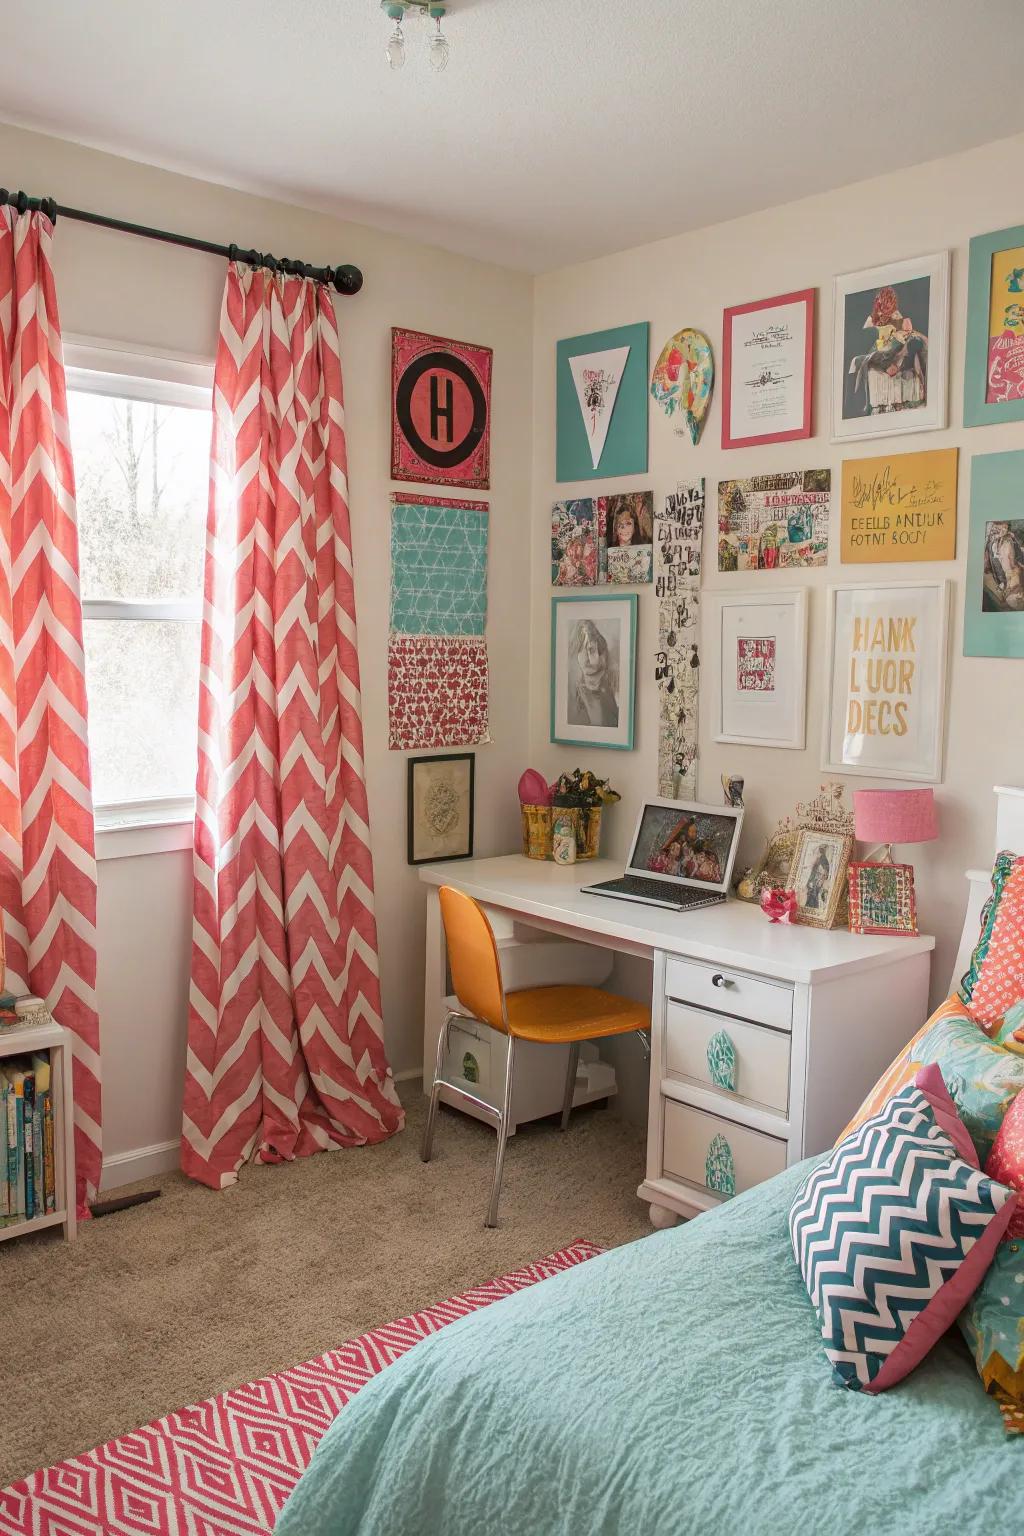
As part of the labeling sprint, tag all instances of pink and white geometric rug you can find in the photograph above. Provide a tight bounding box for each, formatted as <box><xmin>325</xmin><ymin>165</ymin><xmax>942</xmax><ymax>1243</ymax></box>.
<box><xmin>0</xmin><ymin>1240</ymin><xmax>602</xmax><ymax>1536</ymax></box>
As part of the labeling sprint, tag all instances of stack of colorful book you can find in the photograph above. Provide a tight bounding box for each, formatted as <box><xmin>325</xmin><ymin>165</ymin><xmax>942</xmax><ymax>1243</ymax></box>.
<box><xmin>1</xmin><ymin>994</ymin><xmax>59</xmax><ymax>1226</ymax></box>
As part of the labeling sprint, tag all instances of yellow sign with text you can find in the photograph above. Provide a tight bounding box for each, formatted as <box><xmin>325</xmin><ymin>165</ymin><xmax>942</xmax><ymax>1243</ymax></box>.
<box><xmin>841</xmin><ymin>447</ymin><xmax>958</xmax><ymax>563</ymax></box>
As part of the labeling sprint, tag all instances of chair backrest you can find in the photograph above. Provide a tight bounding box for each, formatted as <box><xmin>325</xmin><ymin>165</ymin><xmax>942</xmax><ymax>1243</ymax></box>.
<box><xmin>438</xmin><ymin>886</ymin><xmax>508</xmax><ymax>1033</ymax></box>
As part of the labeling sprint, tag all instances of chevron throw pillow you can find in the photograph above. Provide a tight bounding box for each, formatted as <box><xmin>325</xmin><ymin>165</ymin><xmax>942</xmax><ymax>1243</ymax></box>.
<box><xmin>791</xmin><ymin>1077</ymin><xmax>1017</xmax><ymax>1393</ymax></box>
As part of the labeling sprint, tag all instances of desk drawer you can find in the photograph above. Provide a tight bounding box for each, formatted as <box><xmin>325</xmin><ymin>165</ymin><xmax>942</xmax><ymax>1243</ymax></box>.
<box><xmin>664</xmin><ymin>956</ymin><xmax>793</xmax><ymax>1031</ymax></box>
<box><xmin>662</xmin><ymin>1099</ymin><xmax>787</xmax><ymax>1199</ymax></box>
<box><xmin>664</xmin><ymin>1003</ymin><xmax>790</xmax><ymax>1115</ymax></box>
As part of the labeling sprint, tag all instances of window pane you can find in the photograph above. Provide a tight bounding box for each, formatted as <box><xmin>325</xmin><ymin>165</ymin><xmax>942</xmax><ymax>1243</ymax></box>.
<box><xmin>84</xmin><ymin>620</ymin><xmax>201</xmax><ymax>805</ymax></box>
<box><xmin>69</xmin><ymin>391</ymin><xmax>209</xmax><ymax>601</ymax></box>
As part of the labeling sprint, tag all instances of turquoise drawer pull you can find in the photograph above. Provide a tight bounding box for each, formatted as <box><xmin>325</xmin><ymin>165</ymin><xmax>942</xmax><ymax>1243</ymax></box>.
<box><xmin>705</xmin><ymin>1133</ymin><xmax>736</xmax><ymax>1198</ymax></box>
<box><xmin>706</xmin><ymin>1029</ymin><xmax>737</xmax><ymax>1092</ymax></box>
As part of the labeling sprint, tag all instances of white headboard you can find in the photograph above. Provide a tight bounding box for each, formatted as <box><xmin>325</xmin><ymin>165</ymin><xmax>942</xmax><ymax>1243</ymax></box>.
<box><xmin>949</xmin><ymin>785</ymin><xmax>1024</xmax><ymax>993</ymax></box>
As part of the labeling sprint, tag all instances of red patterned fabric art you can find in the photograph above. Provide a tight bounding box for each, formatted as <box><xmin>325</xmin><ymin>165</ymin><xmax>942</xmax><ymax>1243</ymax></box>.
<box><xmin>182</xmin><ymin>264</ymin><xmax>402</xmax><ymax>1190</ymax></box>
<box><xmin>0</xmin><ymin>206</ymin><xmax>100</xmax><ymax>1214</ymax></box>
<box><xmin>387</xmin><ymin>634</ymin><xmax>490</xmax><ymax>749</ymax></box>
<box><xmin>0</xmin><ymin>1241</ymin><xmax>602</xmax><ymax>1536</ymax></box>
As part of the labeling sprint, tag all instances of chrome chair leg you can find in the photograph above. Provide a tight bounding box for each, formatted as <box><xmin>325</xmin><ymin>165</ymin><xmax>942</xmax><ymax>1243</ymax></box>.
<box><xmin>560</xmin><ymin>1041</ymin><xmax>580</xmax><ymax>1131</ymax></box>
<box><xmin>421</xmin><ymin>1014</ymin><xmax>452</xmax><ymax>1164</ymax></box>
<box><xmin>485</xmin><ymin>1035</ymin><xmax>516</xmax><ymax>1228</ymax></box>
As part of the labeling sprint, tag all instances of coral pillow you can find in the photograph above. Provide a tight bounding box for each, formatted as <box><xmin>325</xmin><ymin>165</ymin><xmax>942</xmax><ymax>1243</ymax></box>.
<box><xmin>960</xmin><ymin>851</ymin><xmax>1024</xmax><ymax>1027</ymax></box>
<box><xmin>792</xmin><ymin>1076</ymin><xmax>1016</xmax><ymax>1393</ymax></box>
<box><xmin>836</xmin><ymin>996</ymin><xmax>1024</xmax><ymax>1162</ymax></box>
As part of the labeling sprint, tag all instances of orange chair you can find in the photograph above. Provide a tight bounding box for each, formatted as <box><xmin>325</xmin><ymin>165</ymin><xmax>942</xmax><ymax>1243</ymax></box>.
<box><xmin>422</xmin><ymin>885</ymin><xmax>651</xmax><ymax>1227</ymax></box>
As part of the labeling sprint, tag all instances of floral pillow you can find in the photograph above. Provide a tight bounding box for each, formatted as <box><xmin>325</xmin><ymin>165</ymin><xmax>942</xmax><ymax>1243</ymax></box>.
<box><xmin>837</xmin><ymin>996</ymin><xmax>1024</xmax><ymax>1162</ymax></box>
<box><xmin>960</xmin><ymin>851</ymin><xmax>1024</xmax><ymax>1027</ymax></box>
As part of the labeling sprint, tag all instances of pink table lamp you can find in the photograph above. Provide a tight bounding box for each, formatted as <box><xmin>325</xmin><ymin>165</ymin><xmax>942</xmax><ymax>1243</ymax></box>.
<box><xmin>853</xmin><ymin>788</ymin><xmax>938</xmax><ymax>865</ymax></box>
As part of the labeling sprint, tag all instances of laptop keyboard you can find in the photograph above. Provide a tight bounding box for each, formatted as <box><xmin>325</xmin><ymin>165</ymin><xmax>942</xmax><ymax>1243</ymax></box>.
<box><xmin>585</xmin><ymin>875</ymin><xmax>725</xmax><ymax>909</ymax></box>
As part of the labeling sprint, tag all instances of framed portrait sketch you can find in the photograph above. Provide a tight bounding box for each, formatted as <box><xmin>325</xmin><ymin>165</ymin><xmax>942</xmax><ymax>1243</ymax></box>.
<box><xmin>713</xmin><ymin>589</ymin><xmax>808</xmax><ymax>749</ymax></box>
<box><xmin>964</xmin><ymin>449</ymin><xmax>1024</xmax><ymax>658</ymax></box>
<box><xmin>964</xmin><ymin>223</ymin><xmax>1024</xmax><ymax>428</ymax></box>
<box><xmin>550</xmin><ymin>593</ymin><xmax>637</xmax><ymax>751</ymax></box>
<box><xmin>722</xmin><ymin>288</ymin><xmax>814</xmax><ymax>449</ymax></box>
<box><xmin>822</xmin><ymin>581</ymin><xmax>950</xmax><ymax>782</ymax></box>
<box><xmin>407</xmin><ymin>753</ymin><xmax>475</xmax><ymax>866</ymax></box>
<box><xmin>831</xmin><ymin>252</ymin><xmax>949</xmax><ymax>443</ymax></box>
<box><xmin>787</xmin><ymin>828</ymin><xmax>854</xmax><ymax>930</ymax></box>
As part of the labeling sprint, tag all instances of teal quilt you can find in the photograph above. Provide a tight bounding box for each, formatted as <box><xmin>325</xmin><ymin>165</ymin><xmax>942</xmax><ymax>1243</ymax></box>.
<box><xmin>277</xmin><ymin>1160</ymin><xmax>1018</xmax><ymax>1536</ymax></box>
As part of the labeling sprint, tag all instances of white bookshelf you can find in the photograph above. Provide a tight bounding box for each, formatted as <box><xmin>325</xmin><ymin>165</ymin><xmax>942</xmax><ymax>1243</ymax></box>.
<box><xmin>0</xmin><ymin>1016</ymin><xmax>77</xmax><ymax>1243</ymax></box>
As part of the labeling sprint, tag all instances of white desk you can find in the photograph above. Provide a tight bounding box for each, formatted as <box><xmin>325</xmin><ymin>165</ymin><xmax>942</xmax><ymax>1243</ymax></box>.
<box><xmin>419</xmin><ymin>855</ymin><xmax>934</xmax><ymax>1225</ymax></box>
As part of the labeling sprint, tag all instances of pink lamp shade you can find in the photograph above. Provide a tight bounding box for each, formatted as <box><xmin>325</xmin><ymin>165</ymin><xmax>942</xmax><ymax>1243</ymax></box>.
<box><xmin>853</xmin><ymin>788</ymin><xmax>938</xmax><ymax>847</ymax></box>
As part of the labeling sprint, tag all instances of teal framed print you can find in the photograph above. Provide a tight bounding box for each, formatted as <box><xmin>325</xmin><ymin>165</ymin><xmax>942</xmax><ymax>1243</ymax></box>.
<box><xmin>964</xmin><ymin>449</ymin><xmax>1024</xmax><ymax>658</ymax></box>
<box><xmin>550</xmin><ymin>592</ymin><xmax>637</xmax><ymax>750</ymax></box>
<box><xmin>556</xmin><ymin>322</ymin><xmax>649</xmax><ymax>482</ymax></box>
<box><xmin>964</xmin><ymin>224</ymin><xmax>1024</xmax><ymax>427</ymax></box>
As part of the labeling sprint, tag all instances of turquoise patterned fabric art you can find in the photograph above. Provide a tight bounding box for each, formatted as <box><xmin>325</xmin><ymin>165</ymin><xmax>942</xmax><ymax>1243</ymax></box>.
<box><xmin>706</xmin><ymin>1133</ymin><xmax>736</xmax><ymax>1197</ymax></box>
<box><xmin>390</xmin><ymin>496</ymin><xmax>488</xmax><ymax>637</ymax></box>
<box><xmin>706</xmin><ymin>1030</ymin><xmax>737</xmax><ymax>1092</ymax></box>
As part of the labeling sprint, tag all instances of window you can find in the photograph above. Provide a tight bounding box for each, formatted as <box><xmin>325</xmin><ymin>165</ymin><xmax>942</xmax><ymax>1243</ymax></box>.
<box><xmin>65</xmin><ymin>341</ymin><xmax>213</xmax><ymax>830</ymax></box>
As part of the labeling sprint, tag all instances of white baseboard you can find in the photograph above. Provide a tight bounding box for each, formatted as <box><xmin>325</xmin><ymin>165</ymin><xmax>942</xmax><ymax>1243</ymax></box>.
<box><xmin>393</xmin><ymin>1067</ymin><xmax>424</xmax><ymax>1084</ymax></box>
<box><xmin>101</xmin><ymin>1138</ymin><xmax>180</xmax><ymax>1190</ymax></box>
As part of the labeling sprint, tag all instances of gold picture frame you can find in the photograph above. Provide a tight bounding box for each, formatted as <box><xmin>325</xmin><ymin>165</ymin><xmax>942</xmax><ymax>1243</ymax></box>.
<box><xmin>786</xmin><ymin>829</ymin><xmax>853</xmax><ymax>930</ymax></box>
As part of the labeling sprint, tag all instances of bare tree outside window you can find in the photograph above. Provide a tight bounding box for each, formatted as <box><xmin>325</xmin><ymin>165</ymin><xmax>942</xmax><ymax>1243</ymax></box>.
<box><xmin>69</xmin><ymin>387</ymin><xmax>208</xmax><ymax>809</ymax></box>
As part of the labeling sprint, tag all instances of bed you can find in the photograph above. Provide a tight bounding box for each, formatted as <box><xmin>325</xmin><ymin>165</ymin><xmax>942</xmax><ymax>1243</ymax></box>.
<box><xmin>276</xmin><ymin>788</ymin><xmax>1024</xmax><ymax>1536</ymax></box>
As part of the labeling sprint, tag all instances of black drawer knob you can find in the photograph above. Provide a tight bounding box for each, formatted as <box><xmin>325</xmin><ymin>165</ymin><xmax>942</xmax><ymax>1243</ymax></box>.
<box><xmin>711</xmin><ymin>973</ymin><xmax>733</xmax><ymax>989</ymax></box>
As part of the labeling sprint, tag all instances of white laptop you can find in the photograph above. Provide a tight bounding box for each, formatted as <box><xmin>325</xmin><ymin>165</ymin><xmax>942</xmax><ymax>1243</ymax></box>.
<box><xmin>580</xmin><ymin>798</ymin><xmax>745</xmax><ymax>912</ymax></box>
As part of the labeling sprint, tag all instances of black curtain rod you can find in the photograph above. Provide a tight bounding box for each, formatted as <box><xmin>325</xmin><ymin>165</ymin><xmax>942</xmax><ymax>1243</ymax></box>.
<box><xmin>0</xmin><ymin>186</ymin><xmax>363</xmax><ymax>296</ymax></box>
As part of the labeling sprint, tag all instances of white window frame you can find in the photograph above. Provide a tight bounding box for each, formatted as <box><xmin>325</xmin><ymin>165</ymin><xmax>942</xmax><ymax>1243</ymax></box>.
<box><xmin>65</xmin><ymin>337</ymin><xmax>214</xmax><ymax>859</ymax></box>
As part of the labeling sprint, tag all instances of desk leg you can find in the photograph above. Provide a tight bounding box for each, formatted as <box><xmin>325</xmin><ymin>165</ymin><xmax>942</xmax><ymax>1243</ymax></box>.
<box><xmin>648</xmin><ymin>1203</ymin><xmax>682</xmax><ymax>1231</ymax></box>
<box><xmin>423</xmin><ymin>886</ymin><xmax>447</xmax><ymax>1096</ymax></box>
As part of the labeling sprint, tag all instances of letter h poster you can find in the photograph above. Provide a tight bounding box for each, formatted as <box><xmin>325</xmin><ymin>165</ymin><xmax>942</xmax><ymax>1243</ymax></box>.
<box><xmin>392</xmin><ymin>327</ymin><xmax>493</xmax><ymax>490</ymax></box>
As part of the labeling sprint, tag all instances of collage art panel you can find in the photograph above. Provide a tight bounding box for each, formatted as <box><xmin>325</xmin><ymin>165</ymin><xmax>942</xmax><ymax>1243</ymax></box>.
<box><xmin>551</xmin><ymin>492</ymin><xmax>655</xmax><ymax>585</ymax></box>
<box><xmin>388</xmin><ymin>494</ymin><xmax>491</xmax><ymax>750</ymax></box>
<box><xmin>655</xmin><ymin>481</ymin><xmax>705</xmax><ymax>798</ymax></box>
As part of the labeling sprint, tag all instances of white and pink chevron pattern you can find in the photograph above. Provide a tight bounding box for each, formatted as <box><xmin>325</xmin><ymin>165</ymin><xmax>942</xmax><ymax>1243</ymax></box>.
<box><xmin>183</xmin><ymin>265</ymin><xmax>402</xmax><ymax>1188</ymax></box>
<box><xmin>0</xmin><ymin>205</ymin><xmax>100</xmax><ymax>1214</ymax></box>
<box><xmin>0</xmin><ymin>1240</ymin><xmax>603</xmax><ymax>1536</ymax></box>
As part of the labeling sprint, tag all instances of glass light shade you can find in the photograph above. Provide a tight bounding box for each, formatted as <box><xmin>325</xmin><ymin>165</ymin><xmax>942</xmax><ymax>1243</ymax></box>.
<box><xmin>428</xmin><ymin>20</ymin><xmax>449</xmax><ymax>70</ymax></box>
<box><xmin>385</xmin><ymin>22</ymin><xmax>406</xmax><ymax>68</ymax></box>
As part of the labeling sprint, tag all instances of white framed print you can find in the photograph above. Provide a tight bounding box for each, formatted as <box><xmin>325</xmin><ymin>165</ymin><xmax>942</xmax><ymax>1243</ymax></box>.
<box><xmin>822</xmin><ymin>580</ymin><xmax>950</xmax><ymax>782</ymax></box>
<box><xmin>550</xmin><ymin>592</ymin><xmax>637</xmax><ymax>751</ymax></box>
<box><xmin>831</xmin><ymin>251</ymin><xmax>950</xmax><ymax>443</ymax></box>
<box><xmin>713</xmin><ymin>589</ymin><xmax>808</xmax><ymax>749</ymax></box>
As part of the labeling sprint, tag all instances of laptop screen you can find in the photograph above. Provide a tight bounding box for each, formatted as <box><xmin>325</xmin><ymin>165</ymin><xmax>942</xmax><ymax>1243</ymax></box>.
<box><xmin>628</xmin><ymin>803</ymin><xmax>741</xmax><ymax>891</ymax></box>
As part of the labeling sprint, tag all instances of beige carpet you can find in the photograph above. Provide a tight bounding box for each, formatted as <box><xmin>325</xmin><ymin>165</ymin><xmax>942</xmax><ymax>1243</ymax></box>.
<box><xmin>0</xmin><ymin>1087</ymin><xmax>650</xmax><ymax>1488</ymax></box>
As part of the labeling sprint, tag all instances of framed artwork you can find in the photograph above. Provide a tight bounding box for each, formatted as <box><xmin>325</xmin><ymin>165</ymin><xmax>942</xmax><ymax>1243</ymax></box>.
<box><xmin>407</xmin><ymin>753</ymin><xmax>475</xmax><ymax>865</ymax></box>
<box><xmin>556</xmin><ymin>322</ymin><xmax>649</xmax><ymax>482</ymax></box>
<box><xmin>391</xmin><ymin>328</ymin><xmax>492</xmax><ymax>490</ymax></box>
<box><xmin>822</xmin><ymin>580</ymin><xmax>950</xmax><ymax>782</ymax></box>
<box><xmin>601</xmin><ymin>491</ymin><xmax>654</xmax><ymax>584</ymax></box>
<box><xmin>840</xmin><ymin>447</ymin><xmax>958</xmax><ymax>563</ymax></box>
<box><xmin>550</xmin><ymin>592</ymin><xmax>637</xmax><ymax>751</ymax></box>
<box><xmin>964</xmin><ymin>449</ymin><xmax>1024</xmax><ymax>658</ymax></box>
<box><xmin>787</xmin><ymin>829</ymin><xmax>854</xmax><ymax>930</ymax></box>
<box><xmin>831</xmin><ymin>252</ymin><xmax>949</xmax><ymax>443</ymax></box>
<box><xmin>713</xmin><ymin>589</ymin><xmax>808</xmax><ymax>750</ymax></box>
<box><xmin>551</xmin><ymin>498</ymin><xmax>598</xmax><ymax>586</ymax></box>
<box><xmin>718</xmin><ymin>470</ymin><xmax>830</xmax><ymax>570</ymax></box>
<box><xmin>722</xmin><ymin>288</ymin><xmax>814</xmax><ymax>449</ymax></box>
<box><xmin>847</xmin><ymin>861</ymin><xmax>919</xmax><ymax>937</ymax></box>
<box><xmin>964</xmin><ymin>223</ymin><xmax>1024</xmax><ymax>427</ymax></box>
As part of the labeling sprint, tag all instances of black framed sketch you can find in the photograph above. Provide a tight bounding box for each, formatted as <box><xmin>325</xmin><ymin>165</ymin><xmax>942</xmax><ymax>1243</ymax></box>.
<box><xmin>407</xmin><ymin>753</ymin><xmax>475</xmax><ymax>866</ymax></box>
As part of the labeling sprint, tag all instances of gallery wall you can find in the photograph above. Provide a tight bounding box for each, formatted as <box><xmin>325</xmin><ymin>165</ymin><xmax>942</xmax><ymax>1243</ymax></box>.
<box><xmin>529</xmin><ymin>130</ymin><xmax>1024</xmax><ymax>1019</ymax></box>
<box><xmin>0</xmin><ymin>120</ymin><xmax>535</xmax><ymax>1182</ymax></box>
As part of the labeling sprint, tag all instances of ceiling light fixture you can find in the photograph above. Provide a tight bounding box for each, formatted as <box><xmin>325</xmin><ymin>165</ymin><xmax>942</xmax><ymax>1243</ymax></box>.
<box><xmin>381</xmin><ymin>1</ymin><xmax>450</xmax><ymax>72</ymax></box>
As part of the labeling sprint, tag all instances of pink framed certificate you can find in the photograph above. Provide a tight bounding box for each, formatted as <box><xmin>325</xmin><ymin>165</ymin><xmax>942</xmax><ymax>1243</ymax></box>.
<box><xmin>721</xmin><ymin>288</ymin><xmax>815</xmax><ymax>449</ymax></box>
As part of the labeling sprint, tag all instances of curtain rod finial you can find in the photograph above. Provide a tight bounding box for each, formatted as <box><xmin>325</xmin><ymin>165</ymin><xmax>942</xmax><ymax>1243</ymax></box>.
<box><xmin>333</xmin><ymin>265</ymin><xmax>363</xmax><ymax>296</ymax></box>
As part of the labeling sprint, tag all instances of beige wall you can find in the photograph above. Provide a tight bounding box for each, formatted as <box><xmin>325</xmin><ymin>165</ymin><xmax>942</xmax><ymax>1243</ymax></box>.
<box><xmin>530</xmin><ymin>132</ymin><xmax>1024</xmax><ymax>1019</ymax></box>
<box><xmin>0</xmin><ymin>121</ymin><xmax>534</xmax><ymax>1177</ymax></box>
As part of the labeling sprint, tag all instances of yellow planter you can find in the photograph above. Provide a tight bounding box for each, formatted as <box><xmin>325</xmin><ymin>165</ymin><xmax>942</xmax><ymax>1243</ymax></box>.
<box><xmin>520</xmin><ymin>805</ymin><xmax>602</xmax><ymax>861</ymax></box>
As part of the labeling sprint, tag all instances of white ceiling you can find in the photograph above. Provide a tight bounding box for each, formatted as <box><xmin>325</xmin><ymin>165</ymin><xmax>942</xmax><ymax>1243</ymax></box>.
<box><xmin>4</xmin><ymin>0</ymin><xmax>1024</xmax><ymax>272</ymax></box>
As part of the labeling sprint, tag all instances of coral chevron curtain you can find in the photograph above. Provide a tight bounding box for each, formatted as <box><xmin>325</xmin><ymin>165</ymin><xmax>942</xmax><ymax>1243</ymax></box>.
<box><xmin>0</xmin><ymin>206</ymin><xmax>101</xmax><ymax>1214</ymax></box>
<box><xmin>182</xmin><ymin>263</ymin><xmax>403</xmax><ymax>1189</ymax></box>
